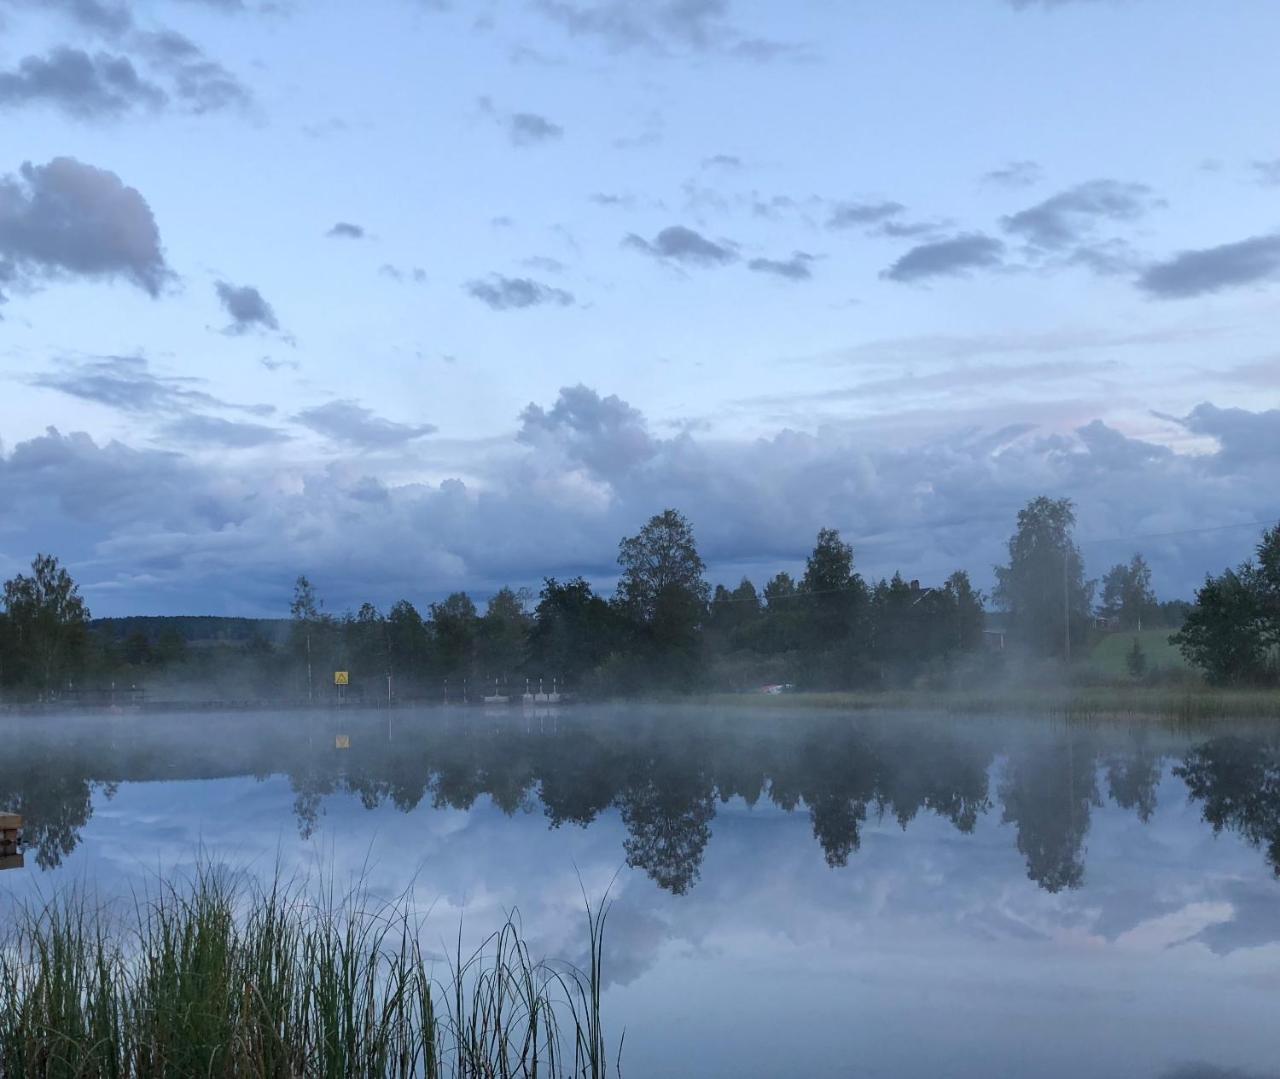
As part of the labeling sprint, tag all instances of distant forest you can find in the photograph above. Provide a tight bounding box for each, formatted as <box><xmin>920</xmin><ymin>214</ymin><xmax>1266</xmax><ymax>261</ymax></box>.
<box><xmin>0</xmin><ymin>497</ymin><xmax>1276</xmax><ymax>703</ymax></box>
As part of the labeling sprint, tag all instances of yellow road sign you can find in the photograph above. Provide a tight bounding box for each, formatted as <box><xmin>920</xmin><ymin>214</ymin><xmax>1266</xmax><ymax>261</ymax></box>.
<box><xmin>334</xmin><ymin>671</ymin><xmax>349</xmax><ymax>686</ymax></box>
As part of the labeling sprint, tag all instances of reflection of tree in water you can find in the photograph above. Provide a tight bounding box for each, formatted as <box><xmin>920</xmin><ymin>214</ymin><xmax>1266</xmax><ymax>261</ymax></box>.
<box><xmin>999</xmin><ymin>735</ymin><xmax>1101</xmax><ymax>893</ymax></box>
<box><xmin>618</xmin><ymin>768</ymin><xmax>716</xmax><ymax>895</ymax></box>
<box><xmin>1176</xmin><ymin>736</ymin><xmax>1280</xmax><ymax>877</ymax></box>
<box><xmin>8</xmin><ymin>714</ymin><xmax>1279</xmax><ymax>896</ymax></box>
<box><xmin>1105</xmin><ymin>741</ymin><xmax>1162</xmax><ymax>823</ymax></box>
<box><xmin>0</xmin><ymin>743</ymin><xmax>107</xmax><ymax>869</ymax></box>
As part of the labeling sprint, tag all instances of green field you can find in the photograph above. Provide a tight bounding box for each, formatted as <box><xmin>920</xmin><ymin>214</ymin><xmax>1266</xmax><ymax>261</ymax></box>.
<box><xmin>1088</xmin><ymin>628</ymin><xmax>1189</xmax><ymax>676</ymax></box>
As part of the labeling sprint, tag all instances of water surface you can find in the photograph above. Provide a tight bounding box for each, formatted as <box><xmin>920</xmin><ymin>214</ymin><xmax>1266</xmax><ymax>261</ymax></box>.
<box><xmin>1</xmin><ymin>706</ymin><xmax>1277</xmax><ymax>1078</ymax></box>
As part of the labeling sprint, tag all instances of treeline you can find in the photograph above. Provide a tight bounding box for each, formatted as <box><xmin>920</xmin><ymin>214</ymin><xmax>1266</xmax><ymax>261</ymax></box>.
<box><xmin>0</xmin><ymin>497</ymin><xmax>1267</xmax><ymax>701</ymax></box>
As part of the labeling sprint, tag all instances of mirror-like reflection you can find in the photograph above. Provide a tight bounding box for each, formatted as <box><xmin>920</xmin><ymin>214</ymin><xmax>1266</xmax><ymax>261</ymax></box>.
<box><xmin>3</xmin><ymin>708</ymin><xmax>1278</xmax><ymax>1079</ymax></box>
<box><xmin>2</xmin><ymin>709</ymin><xmax>1278</xmax><ymax>892</ymax></box>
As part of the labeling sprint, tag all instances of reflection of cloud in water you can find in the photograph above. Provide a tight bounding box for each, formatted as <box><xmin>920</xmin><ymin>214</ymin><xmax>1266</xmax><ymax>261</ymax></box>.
<box><xmin>3</xmin><ymin>711</ymin><xmax>1280</xmax><ymax>1078</ymax></box>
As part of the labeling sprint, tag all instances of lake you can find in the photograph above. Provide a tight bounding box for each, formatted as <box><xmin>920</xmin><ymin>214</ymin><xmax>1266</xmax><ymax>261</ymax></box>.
<box><xmin>1</xmin><ymin>706</ymin><xmax>1277</xmax><ymax>1078</ymax></box>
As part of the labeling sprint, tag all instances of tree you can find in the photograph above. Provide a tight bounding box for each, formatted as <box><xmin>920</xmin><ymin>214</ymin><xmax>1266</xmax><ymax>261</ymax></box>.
<box><xmin>1173</xmin><ymin>527</ymin><xmax>1280</xmax><ymax>686</ymax></box>
<box><xmin>798</xmin><ymin>528</ymin><xmax>867</xmax><ymax>648</ymax></box>
<box><xmin>1125</xmin><ymin>637</ymin><xmax>1147</xmax><ymax>679</ymax></box>
<box><xmin>289</xmin><ymin>576</ymin><xmax>325</xmax><ymax>701</ymax></box>
<box><xmin>1</xmin><ymin>553</ymin><xmax>90</xmax><ymax>695</ymax></box>
<box><xmin>527</xmin><ymin>577</ymin><xmax>618</xmax><ymax>686</ymax></box>
<box><xmin>616</xmin><ymin>509</ymin><xmax>710</xmax><ymax>625</ymax></box>
<box><xmin>387</xmin><ymin>600</ymin><xmax>430</xmax><ymax>692</ymax></box>
<box><xmin>615</xmin><ymin>509</ymin><xmax>709</xmax><ymax>685</ymax></box>
<box><xmin>707</xmin><ymin>577</ymin><xmax>761</xmax><ymax>647</ymax></box>
<box><xmin>477</xmin><ymin>587</ymin><xmax>530</xmax><ymax>683</ymax></box>
<box><xmin>1172</xmin><ymin>569</ymin><xmax>1270</xmax><ymax>685</ymax></box>
<box><xmin>1098</xmin><ymin>553</ymin><xmax>1158</xmax><ymax>630</ymax></box>
<box><xmin>993</xmin><ymin>496</ymin><xmax>1093</xmax><ymax>658</ymax></box>
<box><xmin>945</xmin><ymin>570</ymin><xmax>986</xmax><ymax>652</ymax></box>
<box><xmin>430</xmin><ymin>592</ymin><xmax>478</xmax><ymax>680</ymax></box>
<box><xmin>759</xmin><ymin>571</ymin><xmax>800</xmax><ymax>654</ymax></box>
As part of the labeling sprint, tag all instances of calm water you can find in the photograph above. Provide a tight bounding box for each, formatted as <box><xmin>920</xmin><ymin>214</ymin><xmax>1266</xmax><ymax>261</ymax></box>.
<box><xmin>2</xmin><ymin>706</ymin><xmax>1278</xmax><ymax>1078</ymax></box>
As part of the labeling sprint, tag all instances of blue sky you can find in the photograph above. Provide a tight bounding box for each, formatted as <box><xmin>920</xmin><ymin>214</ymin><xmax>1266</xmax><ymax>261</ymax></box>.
<box><xmin>1</xmin><ymin>0</ymin><xmax>1278</xmax><ymax>615</ymax></box>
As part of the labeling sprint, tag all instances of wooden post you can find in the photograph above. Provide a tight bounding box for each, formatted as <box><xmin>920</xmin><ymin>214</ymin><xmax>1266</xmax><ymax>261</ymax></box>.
<box><xmin>0</xmin><ymin>812</ymin><xmax>22</xmax><ymax>870</ymax></box>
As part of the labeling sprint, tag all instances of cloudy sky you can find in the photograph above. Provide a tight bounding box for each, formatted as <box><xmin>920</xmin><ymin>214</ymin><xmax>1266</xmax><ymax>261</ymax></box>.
<box><xmin>1</xmin><ymin>0</ymin><xmax>1278</xmax><ymax>616</ymax></box>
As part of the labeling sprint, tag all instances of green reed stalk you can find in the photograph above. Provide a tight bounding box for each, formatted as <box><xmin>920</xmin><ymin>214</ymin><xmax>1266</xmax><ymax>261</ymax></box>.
<box><xmin>0</xmin><ymin>868</ymin><xmax>614</xmax><ymax>1079</ymax></box>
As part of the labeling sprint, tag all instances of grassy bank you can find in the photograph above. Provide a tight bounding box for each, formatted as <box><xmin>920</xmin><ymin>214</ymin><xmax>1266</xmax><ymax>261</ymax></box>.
<box><xmin>699</xmin><ymin>685</ymin><xmax>1280</xmax><ymax>722</ymax></box>
<box><xmin>0</xmin><ymin>870</ymin><xmax>613</xmax><ymax>1078</ymax></box>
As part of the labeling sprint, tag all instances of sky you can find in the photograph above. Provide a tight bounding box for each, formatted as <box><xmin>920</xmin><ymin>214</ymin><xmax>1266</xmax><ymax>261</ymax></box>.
<box><xmin>0</xmin><ymin>0</ymin><xmax>1278</xmax><ymax>616</ymax></box>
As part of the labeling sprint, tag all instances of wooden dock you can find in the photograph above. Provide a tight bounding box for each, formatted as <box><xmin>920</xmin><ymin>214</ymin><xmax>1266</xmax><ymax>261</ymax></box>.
<box><xmin>0</xmin><ymin>812</ymin><xmax>23</xmax><ymax>870</ymax></box>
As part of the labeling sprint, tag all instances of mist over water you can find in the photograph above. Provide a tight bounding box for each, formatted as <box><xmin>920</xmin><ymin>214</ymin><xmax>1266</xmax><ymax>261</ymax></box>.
<box><xmin>1</xmin><ymin>707</ymin><xmax>1277</xmax><ymax>1078</ymax></box>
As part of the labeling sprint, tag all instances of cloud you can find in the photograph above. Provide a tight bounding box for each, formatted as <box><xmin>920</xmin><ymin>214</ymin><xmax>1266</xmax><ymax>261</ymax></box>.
<box><xmin>326</xmin><ymin>222</ymin><xmax>365</xmax><ymax>239</ymax></box>
<box><xmin>0</xmin><ymin>156</ymin><xmax>170</xmax><ymax>297</ymax></box>
<box><xmin>31</xmin><ymin>353</ymin><xmax>273</xmax><ymax>418</ymax></box>
<box><xmin>161</xmin><ymin>414</ymin><xmax>290</xmax><ymax>449</ymax></box>
<box><xmin>293</xmin><ymin>400</ymin><xmax>437</xmax><ymax>447</ymax></box>
<box><xmin>827</xmin><ymin>201</ymin><xmax>904</xmax><ymax>229</ymax></box>
<box><xmin>748</xmin><ymin>252</ymin><xmax>815</xmax><ymax>281</ymax></box>
<box><xmin>881</xmin><ymin>234</ymin><xmax>1005</xmax><ymax>282</ymax></box>
<box><xmin>1164</xmin><ymin>403</ymin><xmax>1280</xmax><ymax>466</ymax></box>
<box><xmin>533</xmin><ymin>0</ymin><xmax>795</xmax><ymax>60</ymax></box>
<box><xmin>624</xmin><ymin>225</ymin><xmax>737</xmax><ymax>266</ymax></box>
<box><xmin>1003</xmin><ymin>179</ymin><xmax>1156</xmax><ymax>249</ymax></box>
<box><xmin>508</xmin><ymin>111</ymin><xmax>563</xmax><ymax>145</ymax></box>
<box><xmin>0</xmin><ymin>47</ymin><xmax>166</xmax><ymax>120</ymax></box>
<box><xmin>215</xmin><ymin>281</ymin><xmax>280</xmax><ymax>334</ymax></box>
<box><xmin>1251</xmin><ymin>159</ymin><xmax>1280</xmax><ymax>186</ymax></box>
<box><xmin>0</xmin><ymin>1</ymin><xmax>252</xmax><ymax>117</ymax></box>
<box><xmin>132</xmin><ymin>30</ymin><xmax>252</xmax><ymax>114</ymax></box>
<box><xmin>702</xmin><ymin>154</ymin><xmax>743</xmax><ymax>171</ymax></box>
<box><xmin>10</xmin><ymin>0</ymin><xmax>134</xmax><ymax>37</ymax></box>
<box><xmin>518</xmin><ymin>383</ymin><xmax>654</xmax><ymax>479</ymax></box>
<box><xmin>379</xmin><ymin>264</ymin><xmax>427</xmax><ymax>283</ymax></box>
<box><xmin>478</xmin><ymin>96</ymin><xmax>563</xmax><ymax>146</ymax></box>
<box><xmin>982</xmin><ymin>160</ymin><xmax>1042</xmax><ymax>188</ymax></box>
<box><xmin>4</xmin><ymin>387</ymin><xmax>1278</xmax><ymax>615</ymax></box>
<box><xmin>1137</xmin><ymin>234</ymin><xmax>1280</xmax><ymax>299</ymax></box>
<box><xmin>465</xmin><ymin>274</ymin><xmax>574</xmax><ymax>310</ymax></box>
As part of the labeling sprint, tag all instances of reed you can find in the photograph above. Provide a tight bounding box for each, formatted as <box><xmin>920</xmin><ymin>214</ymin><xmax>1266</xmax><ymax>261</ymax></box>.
<box><xmin>0</xmin><ymin>868</ymin><xmax>615</xmax><ymax>1078</ymax></box>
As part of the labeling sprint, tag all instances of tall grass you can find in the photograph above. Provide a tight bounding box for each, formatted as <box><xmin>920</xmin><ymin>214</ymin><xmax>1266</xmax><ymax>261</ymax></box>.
<box><xmin>0</xmin><ymin>868</ymin><xmax>615</xmax><ymax>1078</ymax></box>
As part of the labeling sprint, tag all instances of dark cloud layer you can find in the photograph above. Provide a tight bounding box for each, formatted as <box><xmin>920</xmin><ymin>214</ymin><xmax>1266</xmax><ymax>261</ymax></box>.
<box><xmin>215</xmin><ymin>281</ymin><xmax>280</xmax><ymax>334</ymax></box>
<box><xmin>293</xmin><ymin>400</ymin><xmax>437</xmax><ymax>447</ymax></box>
<box><xmin>0</xmin><ymin>47</ymin><xmax>165</xmax><ymax>120</ymax></box>
<box><xmin>624</xmin><ymin>225</ymin><xmax>737</xmax><ymax>266</ymax></box>
<box><xmin>465</xmin><ymin>274</ymin><xmax>574</xmax><ymax>310</ymax></box>
<box><xmin>1138</xmin><ymin>234</ymin><xmax>1280</xmax><ymax>299</ymax></box>
<box><xmin>0</xmin><ymin>156</ymin><xmax>169</xmax><ymax>297</ymax></box>
<box><xmin>2</xmin><ymin>385</ymin><xmax>1276</xmax><ymax>615</ymax></box>
<box><xmin>882</xmin><ymin>234</ymin><xmax>1005</xmax><ymax>282</ymax></box>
